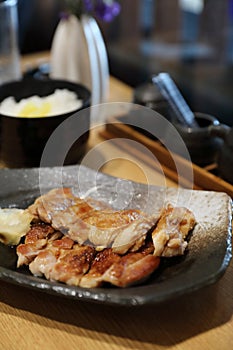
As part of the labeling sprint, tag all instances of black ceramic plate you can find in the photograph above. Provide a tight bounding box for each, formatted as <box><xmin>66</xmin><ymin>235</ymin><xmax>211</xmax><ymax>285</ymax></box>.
<box><xmin>0</xmin><ymin>165</ymin><xmax>232</xmax><ymax>306</ymax></box>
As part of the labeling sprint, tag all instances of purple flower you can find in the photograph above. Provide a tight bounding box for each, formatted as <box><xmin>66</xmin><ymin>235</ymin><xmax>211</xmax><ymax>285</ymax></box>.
<box><xmin>64</xmin><ymin>0</ymin><xmax>121</xmax><ymax>22</ymax></box>
<box><xmin>94</xmin><ymin>0</ymin><xmax>121</xmax><ymax>22</ymax></box>
<box><xmin>83</xmin><ymin>0</ymin><xmax>93</xmax><ymax>12</ymax></box>
<box><xmin>59</xmin><ymin>11</ymin><xmax>70</xmax><ymax>20</ymax></box>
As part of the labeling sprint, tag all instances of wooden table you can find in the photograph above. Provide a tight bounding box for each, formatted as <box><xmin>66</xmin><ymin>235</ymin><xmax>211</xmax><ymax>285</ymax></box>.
<box><xmin>0</xmin><ymin>52</ymin><xmax>232</xmax><ymax>350</ymax></box>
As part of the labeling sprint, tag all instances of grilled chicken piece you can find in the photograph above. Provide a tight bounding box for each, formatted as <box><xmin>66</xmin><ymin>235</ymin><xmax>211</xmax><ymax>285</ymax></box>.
<box><xmin>111</xmin><ymin>213</ymin><xmax>157</xmax><ymax>254</ymax></box>
<box><xmin>16</xmin><ymin>223</ymin><xmax>61</xmax><ymax>267</ymax></box>
<box><xmin>77</xmin><ymin>208</ymin><xmax>158</xmax><ymax>253</ymax></box>
<box><xmin>17</xmin><ymin>238</ymin><xmax>48</xmax><ymax>267</ymax></box>
<box><xmin>16</xmin><ymin>189</ymin><xmax>196</xmax><ymax>289</ymax></box>
<box><xmin>102</xmin><ymin>252</ymin><xmax>160</xmax><ymax>287</ymax></box>
<box><xmin>29</xmin><ymin>241</ymin><xmax>160</xmax><ymax>288</ymax></box>
<box><xmin>80</xmin><ymin>240</ymin><xmax>158</xmax><ymax>288</ymax></box>
<box><xmin>80</xmin><ymin>248</ymin><xmax>121</xmax><ymax>288</ymax></box>
<box><xmin>30</xmin><ymin>240</ymin><xmax>96</xmax><ymax>286</ymax></box>
<box><xmin>29</xmin><ymin>247</ymin><xmax>58</xmax><ymax>278</ymax></box>
<box><xmin>28</xmin><ymin>187</ymin><xmax>159</xmax><ymax>253</ymax></box>
<box><xmin>28</xmin><ymin>188</ymin><xmax>110</xmax><ymax>224</ymax></box>
<box><xmin>28</xmin><ymin>235</ymin><xmax>75</xmax><ymax>278</ymax></box>
<box><xmin>28</xmin><ymin>188</ymin><xmax>77</xmax><ymax>223</ymax></box>
<box><xmin>17</xmin><ymin>221</ymin><xmax>160</xmax><ymax>288</ymax></box>
<box><xmin>49</xmin><ymin>244</ymin><xmax>95</xmax><ymax>285</ymax></box>
<box><xmin>152</xmin><ymin>204</ymin><xmax>196</xmax><ymax>257</ymax></box>
<box><xmin>25</xmin><ymin>222</ymin><xmax>56</xmax><ymax>243</ymax></box>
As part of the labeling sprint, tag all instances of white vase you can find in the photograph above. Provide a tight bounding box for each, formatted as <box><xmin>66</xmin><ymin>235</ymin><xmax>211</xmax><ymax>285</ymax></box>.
<box><xmin>50</xmin><ymin>14</ymin><xmax>109</xmax><ymax>107</ymax></box>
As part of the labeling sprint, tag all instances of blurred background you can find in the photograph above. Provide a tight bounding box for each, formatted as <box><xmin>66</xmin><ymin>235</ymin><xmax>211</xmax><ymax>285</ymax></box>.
<box><xmin>17</xmin><ymin>0</ymin><xmax>233</xmax><ymax>126</ymax></box>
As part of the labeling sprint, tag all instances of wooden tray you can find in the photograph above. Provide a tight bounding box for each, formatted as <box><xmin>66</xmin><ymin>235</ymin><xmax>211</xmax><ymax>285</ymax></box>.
<box><xmin>100</xmin><ymin>116</ymin><xmax>233</xmax><ymax>197</ymax></box>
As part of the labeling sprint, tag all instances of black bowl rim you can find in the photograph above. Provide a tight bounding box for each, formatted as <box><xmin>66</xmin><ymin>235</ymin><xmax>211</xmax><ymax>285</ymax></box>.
<box><xmin>0</xmin><ymin>77</ymin><xmax>91</xmax><ymax>119</ymax></box>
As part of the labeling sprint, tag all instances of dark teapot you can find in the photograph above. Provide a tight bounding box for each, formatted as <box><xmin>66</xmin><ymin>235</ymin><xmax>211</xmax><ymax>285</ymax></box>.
<box><xmin>209</xmin><ymin>123</ymin><xmax>233</xmax><ymax>184</ymax></box>
<box><xmin>134</xmin><ymin>73</ymin><xmax>233</xmax><ymax>183</ymax></box>
<box><xmin>173</xmin><ymin>113</ymin><xmax>223</xmax><ymax>166</ymax></box>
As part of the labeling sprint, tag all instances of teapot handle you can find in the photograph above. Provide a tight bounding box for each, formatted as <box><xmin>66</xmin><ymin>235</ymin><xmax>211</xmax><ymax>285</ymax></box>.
<box><xmin>209</xmin><ymin>123</ymin><xmax>231</xmax><ymax>140</ymax></box>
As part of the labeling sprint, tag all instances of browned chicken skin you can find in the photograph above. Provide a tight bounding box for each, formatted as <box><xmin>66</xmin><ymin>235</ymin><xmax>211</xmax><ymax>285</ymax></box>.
<box><xmin>16</xmin><ymin>188</ymin><xmax>196</xmax><ymax>288</ymax></box>
<box><xmin>28</xmin><ymin>188</ymin><xmax>160</xmax><ymax>253</ymax></box>
<box><xmin>17</xmin><ymin>224</ymin><xmax>160</xmax><ymax>288</ymax></box>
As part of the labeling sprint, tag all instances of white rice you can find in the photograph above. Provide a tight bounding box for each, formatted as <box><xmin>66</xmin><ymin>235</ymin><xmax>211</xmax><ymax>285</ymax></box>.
<box><xmin>0</xmin><ymin>89</ymin><xmax>83</xmax><ymax>117</ymax></box>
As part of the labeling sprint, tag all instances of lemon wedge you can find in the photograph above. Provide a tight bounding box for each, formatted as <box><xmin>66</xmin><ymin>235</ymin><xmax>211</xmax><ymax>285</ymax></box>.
<box><xmin>0</xmin><ymin>209</ymin><xmax>33</xmax><ymax>245</ymax></box>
